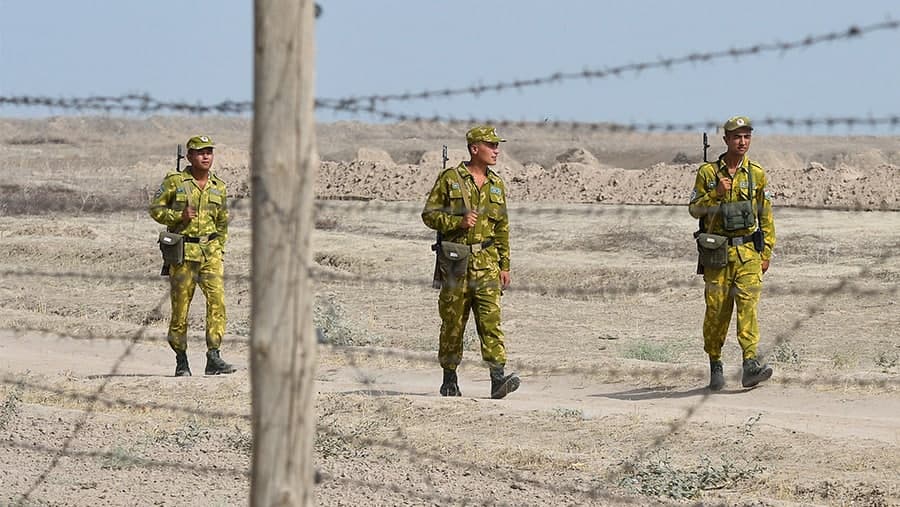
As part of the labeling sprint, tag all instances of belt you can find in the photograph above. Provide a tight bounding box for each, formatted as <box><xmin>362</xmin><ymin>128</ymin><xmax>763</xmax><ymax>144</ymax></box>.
<box><xmin>728</xmin><ymin>234</ymin><xmax>755</xmax><ymax>246</ymax></box>
<box><xmin>184</xmin><ymin>233</ymin><xmax>219</xmax><ymax>244</ymax></box>
<box><xmin>469</xmin><ymin>238</ymin><xmax>494</xmax><ymax>253</ymax></box>
<box><xmin>432</xmin><ymin>238</ymin><xmax>494</xmax><ymax>253</ymax></box>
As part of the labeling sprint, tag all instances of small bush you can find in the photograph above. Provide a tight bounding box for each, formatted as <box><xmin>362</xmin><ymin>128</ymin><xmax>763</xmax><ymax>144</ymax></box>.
<box><xmin>874</xmin><ymin>350</ymin><xmax>899</xmax><ymax>370</ymax></box>
<box><xmin>620</xmin><ymin>452</ymin><xmax>765</xmax><ymax>500</ymax></box>
<box><xmin>0</xmin><ymin>384</ymin><xmax>23</xmax><ymax>431</ymax></box>
<box><xmin>623</xmin><ymin>342</ymin><xmax>676</xmax><ymax>363</ymax></box>
<box><xmin>772</xmin><ymin>343</ymin><xmax>801</xmax><ymax>365</ymax></box>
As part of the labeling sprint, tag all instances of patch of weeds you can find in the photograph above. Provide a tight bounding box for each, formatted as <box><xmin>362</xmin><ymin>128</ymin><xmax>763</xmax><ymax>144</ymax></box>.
<box><xmin>0</xmin><ymin>383</ymin><xmax>24</xmax><ymax>431</ymax></box>
<box><xmin>100</xmin><ymin>445</ymin><xmax>140</xmax><ymax>470</ymax></box>
<box><xmin>173</xmin><ymin>418</ymin><xmax>210</xmax><ymax>449</ymax></box>
<box><xmin>830</xmin><ymin>352</ymin><xmax>857</xmax><ymax>370</ymax></box>
<box><xmin>874</xmin><ymin>350</ymin><xmax>899</xmax><ymax>370</ymax></box>
<box><xmin>552</xmin><ymin>407</ymin><xmax>584</xmax><ymax>420</ymax></box>
<box><xmin>623</xmin><ymin>342</ymin><xmax>676</xmax><ymax>363</ymax></box>
<box><xmin>743</xmin><ymin>413</ymin><xmax>763</xmax><ymax>436</ymax></box>
<box><xmin>315</xmin><ymin>215</ymin><xmax>340</xmax><ymax>230</ymax></box>
<box><xmin>620</xmin><ymin>452</ymin><xmax>765</xmax><ymax>500</ymax></box>
<box><xmin>316</xmin><ymin>420</ymin><xmax>376</xmax><ymax>459</ymax></box>
<box><xmin>225</xmin><ymin>424</ymin><xmax>253</xmax><ymax>455</ymax></box>
<box><xmin>314</xmin><ymin>293</ymin><xmax>381</xmax><ymax>347</ymax></box>
<box><xmin>772</xmin><ymin>342</ymin><xmax>801</xmax><ymax>365</ymax></box>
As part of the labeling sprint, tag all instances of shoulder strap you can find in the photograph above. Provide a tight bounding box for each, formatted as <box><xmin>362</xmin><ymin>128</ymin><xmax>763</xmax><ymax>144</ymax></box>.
<box><xmin>449</xmin><ymin>166</ymin><xmax>472</xmax><ymax>212</ymax></box>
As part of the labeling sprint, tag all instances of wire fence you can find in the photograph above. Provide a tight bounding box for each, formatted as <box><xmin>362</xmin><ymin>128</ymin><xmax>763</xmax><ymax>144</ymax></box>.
<box><xmin>1</xmin><ymin>14</ymin><xmax>899</xmax><ymax>507</ymax></box>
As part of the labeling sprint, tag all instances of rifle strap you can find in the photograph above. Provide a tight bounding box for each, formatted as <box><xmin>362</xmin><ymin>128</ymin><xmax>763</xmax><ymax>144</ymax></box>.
<box><xmin>450</xmin><ymin>165</ymin><xmax>473</xmax><ymax>212</ymax></box>
<box><xmin>171</xmin><ymin>178</ymin><xmax>195</xmax><ymax>234</ymax></box>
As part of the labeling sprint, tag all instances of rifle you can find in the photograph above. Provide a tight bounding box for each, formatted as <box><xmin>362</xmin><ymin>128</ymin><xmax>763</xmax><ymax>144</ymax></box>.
<box><xmin>161</xmin><ymin>144</ymin><xmax>186</xmax><ymax>277</ymax></box>
<box><xmin>694</xmin><ymin>133</ymin><xmax>710</xmax><ymax>275</ymax></box>
<box><xmin>176</xmin><ymin>144</ymin><xmax>184</xmax><ymax>171</ymax></box>
<box><xmin>431</xmin><ymin>145</ymin><xmax>450</xmax><ymax>289</ymax></box>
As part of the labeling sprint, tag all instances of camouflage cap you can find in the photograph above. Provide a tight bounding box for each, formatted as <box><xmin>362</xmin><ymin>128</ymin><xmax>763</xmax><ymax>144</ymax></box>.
<box><xmin>723</xmin><ymin>116</ymin><xmax>753</xmax><ymax>132</ymax></box>
<box><xmin>186</xmin><ymin>135</ymin><xmax>215</xmax><ymax>151</ymax></box>
<box><xmin>465</xmin><ymin>125</ymin><xmax>506</xmax><ymax>145</ymax></box>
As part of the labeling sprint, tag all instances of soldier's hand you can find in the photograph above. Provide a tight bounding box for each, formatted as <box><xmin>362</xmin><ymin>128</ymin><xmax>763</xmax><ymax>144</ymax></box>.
<box><xmin>761</xmin><ymin>259</ymin><xmax>770</xmax><ymax>273</ymax></box>
<box><xmin>181</xmin><ymin>206</ymin><xmax>197</xmax><ymax>223</ymax></box>
<box><xmin>715</xmin><ymin>178</ymin><xmax>732</xmax><ymax>197</ymax></box>
<box><xmin>459</xmin><ymin>210</ymin><xmax>478</xmax><ymax>229</ymax></box>
<box><xmin>499</xmin><ymin>270</ymin><xmax>510</xmax><ymax>290</ymax></box>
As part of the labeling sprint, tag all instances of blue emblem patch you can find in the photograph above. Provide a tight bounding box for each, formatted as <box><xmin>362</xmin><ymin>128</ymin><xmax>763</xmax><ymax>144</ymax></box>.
<box><xmin>490</xmin><ymin>186</ymin><xmax>502</xmax><ymax>195</ymax></box>
<box><xmin>451</xmin><ymin>182</ymin><xmax>460</xmax><ymax>190</ymax></box>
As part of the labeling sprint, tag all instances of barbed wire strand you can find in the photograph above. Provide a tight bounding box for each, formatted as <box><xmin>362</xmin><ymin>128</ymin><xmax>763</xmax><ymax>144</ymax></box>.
<box><xmin>321</xmin><ymin>20</ymin><xmax>900</xmax><ymax>107</ymax></box>
<box><xmin>14</xmin><ymin>293</ymin><xmax>168</xmax><ymax>505</ymax></box>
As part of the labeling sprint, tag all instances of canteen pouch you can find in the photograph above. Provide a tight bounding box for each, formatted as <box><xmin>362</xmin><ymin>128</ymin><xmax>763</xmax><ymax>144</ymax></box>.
<box><xmin>696</xmin><ymin>233</ymin><xmax>728</xmax><ymax>269</ymax></box>
<box><xmin>158</xmin><ymin>231</ymin><xmax>185</xmax><ymax>266</ymax></box>
<box><xmin>438</xmin><ymin>241</ymin><xmax>471</xmax><ymax>286</ymax></box>
<box><xmin>720</xmin><ymin>200</ymin><xmax>756</xmax><ymax>231</ymax></box>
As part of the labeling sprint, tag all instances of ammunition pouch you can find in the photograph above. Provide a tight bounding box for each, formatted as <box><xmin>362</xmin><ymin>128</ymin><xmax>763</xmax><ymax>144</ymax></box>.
<box><xmin>696</xmin><ymin>233</ymin><xmax>728</xmax><ymax>269</ymax></box>
<box><xmin>438</xmin><ymin>241</ymin><xmax>471</xmax><ymax>286</ymax></box>
<box><xmin>158</xmin><ymin>231</ymin><xmax>185</xmax><ymax>268</ymax></box>
<box><xmin>720</xmin><ymin>200</ymin><xmax>756</xmax><ymax>231</ymax></box>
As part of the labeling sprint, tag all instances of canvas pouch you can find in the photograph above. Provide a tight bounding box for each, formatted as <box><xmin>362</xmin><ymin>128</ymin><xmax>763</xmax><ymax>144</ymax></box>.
<box><xmin>158</xmin><ymin>231</ymin><xmax>185</xmax><ymax>266</ymax></box>
<box><xmin>438</xmin><ymin>241</ymin><xmax>471</xmax><ymax>285</ymax></box>
<box><xmin>720</xmin><ymin>200</ymin><xmax>756</xmax><ymax>231</ymax></box>
<box><xmin>696</xmin><ymin>233</ymin><xmax>728</xmax><ymax>269</ymax></box>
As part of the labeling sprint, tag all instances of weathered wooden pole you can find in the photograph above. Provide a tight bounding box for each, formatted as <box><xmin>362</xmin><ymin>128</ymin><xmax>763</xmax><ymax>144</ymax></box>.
<box><xmin>250</xmin><ymin>0</ymin><xmax>317</xmax><ymax>505</ymax></box>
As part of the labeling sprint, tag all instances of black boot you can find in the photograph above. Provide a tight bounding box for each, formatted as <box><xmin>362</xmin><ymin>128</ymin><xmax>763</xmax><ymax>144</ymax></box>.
<box><xmin>439</xmin><ymin>369</ymin><xmax>461</xmax><ymax>397</ymax></box>
<box><xmin>708</xmin><ymin>360</ymin><xmax>725</xmax><ymax>391</ymax></box>
<box><xmin>490</xmin><ymin>367</ymin><xmax>520</xmax><ymax>400</ymax></box>
<box><xmin>742</xmin><ymin>358</ymin><xmax>773</xmax><ymax>388</ymax></box>
<box><xmin>175</xmin><ymin>351</ymin><xmax>191</xmax><ymax>377</ymax></box>
<box><xmin>205</xmin><ymin>349</ymin><xmax>236</xmax><ymax>375</ymax></box>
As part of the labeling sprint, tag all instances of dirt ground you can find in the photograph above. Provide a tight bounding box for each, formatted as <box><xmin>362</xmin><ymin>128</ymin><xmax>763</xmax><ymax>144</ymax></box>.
<box><xmin>1</xmin><ymin>118</ymin><xmax>899</xmax><ymax>506</ymax></box>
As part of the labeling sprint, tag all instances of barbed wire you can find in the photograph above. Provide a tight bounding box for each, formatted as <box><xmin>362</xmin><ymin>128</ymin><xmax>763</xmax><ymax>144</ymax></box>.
<box><xmin>319</xmin><ymin>20</ymin><xmax>899</xmax><ymax>108</ymax></box>
<box><xmin>2</xmin><ymin>265</ymin><xmax>896</xmax><ymax>300</ymax></box>
<box><xmin>318</xmin><ymin>100</ymin><xmax>900</xmax><ymax>132</ymax></box>
<box><xmin>15</xmin><ymin>292</ymin><xmax>168</xmax><ymax>504</ymax></box>
<box><xmin>5</xmin><ymin>91</ymin><xmax>898</xmax><ymax>134</ymax></box>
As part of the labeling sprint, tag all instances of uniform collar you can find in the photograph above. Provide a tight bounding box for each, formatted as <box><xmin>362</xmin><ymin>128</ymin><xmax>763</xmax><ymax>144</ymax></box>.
<box><xmin>716</xmin><ymin>155</ymin><xmax>749</xmax><ymax>175</ymax></box>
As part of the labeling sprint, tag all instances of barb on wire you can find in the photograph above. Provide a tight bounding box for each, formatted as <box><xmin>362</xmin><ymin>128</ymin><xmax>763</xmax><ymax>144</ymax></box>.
<box><xmin>322</xmin><ymin>20</ymin><xmax>900</xmax><ymax>107</ymax></box>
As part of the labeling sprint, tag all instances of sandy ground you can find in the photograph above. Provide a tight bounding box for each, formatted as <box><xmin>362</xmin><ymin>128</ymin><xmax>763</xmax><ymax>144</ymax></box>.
<box><xmin>0</xmin><ymin>117</ymin><xmax>899</xmax><ymax>506</ymax></box>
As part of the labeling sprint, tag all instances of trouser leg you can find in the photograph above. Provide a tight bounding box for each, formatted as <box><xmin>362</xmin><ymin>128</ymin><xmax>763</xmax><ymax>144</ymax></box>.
<box><xmin>167</xmin><ymin>261</ymin><xmax>199</xmax><ymax>353</ymax></box>
<box><xmin>702</xmin><ymin>263</ymin><xmax>734</xmax><ymax>361</ymax></box>
<box><xmin>734</xmin><ymin>250</ymin><xmax>763</xmax><ymax>359</ymax></box>
<box><xmin>198</xmin><ymin>254</ymin><xmax>226</xmax><ymax>350</ymax></box>
<box><xmin>470</xmin><ymin>269</ymin><xmax>506</xmax><ymax>368</ymax></box>
<box><xmin>438</xmin><ymin>279</ymin><xmax>471</xmax><ymax>371</ymax></box>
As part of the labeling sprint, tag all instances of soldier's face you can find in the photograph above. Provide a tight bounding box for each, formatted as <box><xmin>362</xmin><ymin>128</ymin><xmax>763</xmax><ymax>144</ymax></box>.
<box><xmin>187</xmin><ymin>148</ymin><xmax>214</xmax><ymax>170</ymax></box>
<box><xmin>472</xmin><ymin>142</ymin><xmax>500</xmax><ymax>165</ymax></box>
<box><xmin>724</xmin><ymin>128</ymin><xmax>752</xmax><ymax>157</ymax></box>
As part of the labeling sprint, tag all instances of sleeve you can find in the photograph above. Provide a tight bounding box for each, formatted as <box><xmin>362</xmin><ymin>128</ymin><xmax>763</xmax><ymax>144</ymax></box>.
<box><xmin>421</xmin><ymin>171</ymin><xmax>462</xmax><ymax>233</ymax></box>
<box><xmin>148</xmin><ymin>175</ymin><xmax>182</xmax><ymax>228</ymax></box>
<box><xmin>688</xmin><ymin>164</ymin><xmax>720</xmax><ymax>219</ymax></box>
<box><xmin>495</xmin><ymin>182</ymin><xmax>510</xmax><ymax>271</ymax></box>
<box><xmin>216</xmin><ymin>183</ymin><xmax>229</xmax><ymax>251</ymax></box>
<box><xmin>756</xmin><ymin>171</ymin><xmax>776</xmax><ymax>261</ymax></box>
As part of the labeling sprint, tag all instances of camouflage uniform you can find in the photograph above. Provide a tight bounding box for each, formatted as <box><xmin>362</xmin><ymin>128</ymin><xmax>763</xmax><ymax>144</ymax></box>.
<box><xmin>689</xmin><ymin>153</ymin><xmax>775</xmax><ymax>362</ymax></box>
<box><xmin>149</xmin><ymin>163</ymin><xmax>229</xmax><ymax>354</ymax></box>
<box><xmin>422</xmin><ymin>162</ymin><xmax>510</xmax><ymax>371</ymax></box>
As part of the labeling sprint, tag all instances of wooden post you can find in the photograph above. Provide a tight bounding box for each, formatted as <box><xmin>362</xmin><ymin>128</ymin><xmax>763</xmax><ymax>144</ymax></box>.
<box><xmin>250</xmin><ymin>0</ymin><xmax>317</xmax><ymax>505</ymax></box>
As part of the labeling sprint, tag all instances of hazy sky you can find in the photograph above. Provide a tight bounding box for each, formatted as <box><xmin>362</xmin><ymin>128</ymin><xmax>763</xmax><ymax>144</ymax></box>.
<box><xmin>1</xmin><ymin>1</ymin><xmax>898</xmax><ymax>134</ymax></box>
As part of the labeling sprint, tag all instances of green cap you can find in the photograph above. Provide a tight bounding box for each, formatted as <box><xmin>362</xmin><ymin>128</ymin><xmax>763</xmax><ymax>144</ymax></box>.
<box><xmin>186</xmin><ymin>135</ymin><xmax>215</xmax><ymax>151</ymax></box>
<box><xmin>723</xmin><ymin>116</ymin><xmax>753</xmax><ymax>132</ymax></box>
<box><xmin>465</xmin><ymin>125</ymin><xmax>506</xmax><ymax>145</ymax></box>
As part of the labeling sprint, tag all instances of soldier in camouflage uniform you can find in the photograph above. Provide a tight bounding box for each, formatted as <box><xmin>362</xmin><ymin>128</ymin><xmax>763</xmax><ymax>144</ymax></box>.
<box><xmin>422</xmin><ymin>126</ymin><xmax>520</xmax><ymax>399</ymax></box>
<box><xmin>689</xmin><ymin>116</ymin><xmax>776</xmax><ymax>390</ymax></box>
<box><xmin>149</xmin><ymin>135</ymin><xmax>235</xmax><ymax>377</ymax></box>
